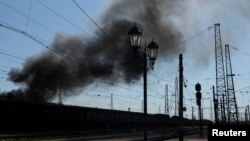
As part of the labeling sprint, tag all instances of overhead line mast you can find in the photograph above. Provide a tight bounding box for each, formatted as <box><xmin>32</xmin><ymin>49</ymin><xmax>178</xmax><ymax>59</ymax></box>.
<box><xmin>214</xmin><ymin>23</ymin><xmax>227</xmax><ymax>124</ymax></box>
<box><xmin>225</xmin><ymin>44</ymin><xmax>238</xmax><ymax>124</ymax></box>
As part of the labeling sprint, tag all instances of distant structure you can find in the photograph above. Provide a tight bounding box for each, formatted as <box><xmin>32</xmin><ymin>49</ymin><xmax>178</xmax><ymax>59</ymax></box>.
<box><xmin>165</xmin><ymin>85</ymin><xmax>169</xmax><ymax>115</ymax></box>
<box><xmin>111</xmin><ymin>93</ymin><xmax>113</xmax><ymax>110</ymax></box>
<box><xmin>214</xmin><ymin>23</ymin><xmax>227</xmax><ymax>123</ymax></box>
<box><xmin>174</xmin><ymin>77</ymin><xmax>178</xmax><ymax>116</ymax></box>
<box><xmin>59</xmin><ymin>89</ymin><xmax>63</xmax><ymax>104</ymax></box>
<box><xmin>225</xmin><ymin>44</ymin><xmax>238</xmax><ymax>123</ymax></box>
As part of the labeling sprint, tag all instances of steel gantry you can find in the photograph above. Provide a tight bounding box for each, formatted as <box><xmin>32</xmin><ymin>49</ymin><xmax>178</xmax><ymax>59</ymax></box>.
<box><xmin>225</xmin><ymin>44</ymin><xmax>238</xmax><ymax>124</ymax></box>
<box><xmin>214</xmin><ymin>23</ymin><xmax>227</xmax><ymax>123</ymax></box>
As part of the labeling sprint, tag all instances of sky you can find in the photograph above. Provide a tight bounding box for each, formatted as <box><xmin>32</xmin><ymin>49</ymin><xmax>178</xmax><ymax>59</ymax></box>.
<box><xmin>0</xmin><ymin>0</ymin><xmax>250</xmax><ymax>121</ymax></box>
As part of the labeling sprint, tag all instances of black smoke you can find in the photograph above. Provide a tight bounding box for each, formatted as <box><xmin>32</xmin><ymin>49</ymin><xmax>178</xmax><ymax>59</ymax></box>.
<box><xmin>4</xmin><ymin>0</ymin><xmax>184</xmax><ymax>102</ymax></box>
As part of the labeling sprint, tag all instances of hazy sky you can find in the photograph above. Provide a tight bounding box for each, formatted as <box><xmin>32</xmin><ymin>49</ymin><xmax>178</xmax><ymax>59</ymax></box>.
<box><xmin>1</xmin><ymin>0</ymin><xmax>250</xmax><ymax>121</ymax></box>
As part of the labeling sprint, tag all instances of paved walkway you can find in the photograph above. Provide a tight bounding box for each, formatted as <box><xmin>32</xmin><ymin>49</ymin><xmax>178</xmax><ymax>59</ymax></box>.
<box><xmin>166</xmin><ymin>131</ymin><xmax>207</xmax><ymax>141</ymax></box>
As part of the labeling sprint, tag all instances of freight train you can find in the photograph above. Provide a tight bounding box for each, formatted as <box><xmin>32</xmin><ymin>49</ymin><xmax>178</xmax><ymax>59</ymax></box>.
<box><xmin>0</xmin><ymin>99</ymin><xmax>208</xmax><ymax>132</ymax></box>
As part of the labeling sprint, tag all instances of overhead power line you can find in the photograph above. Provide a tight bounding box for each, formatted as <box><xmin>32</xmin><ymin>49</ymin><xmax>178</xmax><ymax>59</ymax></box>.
<box><xmin>25</xmin><ymin>0</ymin><xmax>33</xmax><ymax>32</ymax></box>
<box><xmin>36</xmin><ymin>0</ymin><xmax>94</xmax><ymax>38</ymax></box>
<box><xmin>72</xmin><ymin>0</ymin><xmax>118</xmax><ymax>44</ymax></box>
<box><xmin>149</xmin><ymin>71</ymin><xmax>175</xmax><ymax>82</ymax></box>
<box><xmin>159</xmin><ymin>26</ymin><xmax>213</xmax><ymax>54</ymax></box>
<box><xmin>0</xmin><ymin>23</ymin><xmax>73</xmax><ymax>62</ymax></box>
<box><xmin>0</xmin><ymin>50</ymin><xmax>27</xmax><ymax>61</ymax></box>
<box><xmin>230</xmin><ymin>45</ymin><xmax>250</xmax><ymax>57</ymax></box>
<box><xmin>72</xmin><ymin>0</ymin><xmax>105</xmax><ymax>35</ymax></box>
<box><xmin>0</xmin><ymin>0</ymin><xmax>55</xmax><ymax>34</ymax></box>
<box><xmin>235</xmin><ymin>86</ymin><xmax>250</xmax><ymax>92</ymax></box>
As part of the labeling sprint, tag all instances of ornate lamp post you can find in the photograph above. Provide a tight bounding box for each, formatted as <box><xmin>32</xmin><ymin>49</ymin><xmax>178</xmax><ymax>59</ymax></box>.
<box><xmin>128</xmin><ymin>24</ymin><xmax>159</xmax><ymax>141</ymax></box>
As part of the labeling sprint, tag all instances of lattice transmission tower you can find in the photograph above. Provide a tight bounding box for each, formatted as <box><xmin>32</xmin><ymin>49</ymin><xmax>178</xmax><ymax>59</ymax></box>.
<box><xmin>214</xmin><ymin>23</ymin><xmax>227</xmax><ymax>123</ymax></box>
<box><xmin>225</xmin><ymin>44</ymin><xmax>238</xmax><ymax>124</ymax></box>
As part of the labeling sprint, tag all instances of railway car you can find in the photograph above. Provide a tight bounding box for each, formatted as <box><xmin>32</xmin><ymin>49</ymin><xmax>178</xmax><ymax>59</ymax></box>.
<box><xmin>0</xmin><ymin>99</ymin><xmax>202</xmax><ymax>133</ymax></box>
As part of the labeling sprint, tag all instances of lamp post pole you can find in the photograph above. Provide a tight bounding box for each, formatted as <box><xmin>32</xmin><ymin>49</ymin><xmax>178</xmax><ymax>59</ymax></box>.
<box><xmin>143</xmin><ymin>48</ymin><xmax>148</xmax><ymax>140</ymax></box>
<box><xmin>128</xmin><ymin>24</ymin><xmax>159</xmax><ymax>141</ymax></box>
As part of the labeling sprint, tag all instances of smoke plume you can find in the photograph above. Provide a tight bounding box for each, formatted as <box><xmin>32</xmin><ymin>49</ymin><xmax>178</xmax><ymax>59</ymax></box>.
<box><xmin>5</xmin><ymin>0</ymin><xmax>184</xmax><ymax>102</ymax></box>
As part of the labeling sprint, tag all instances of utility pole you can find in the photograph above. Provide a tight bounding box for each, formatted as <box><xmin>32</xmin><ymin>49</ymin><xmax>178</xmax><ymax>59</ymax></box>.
<box><xmin>142</xmin><ymin>100</ymin><xmax>144</xmax><ymax>113</ymax></box>
<box><xmin>111</xmin><ymin>93</ymin><xmax>113</xmax><ymax>110</ymax></box>
<box><xmin>248</xmin><ymin>105</ymin><xmax>250</xmax><ymax>124</ymax></box>
<box><xmin>159</xmin><ymin>105</ymin><xmax>161</xmax><ymax>113</ymax></box>
<box><xmin>192</xmin><ymin>106</ymin><xmax>194</xmax><ymax>127</ymax></box>
<box><xmin>201</xmin><ymin>108</ymin><xmax>203</xmax><ymax>123</ymax></box>
<box><xmin>59</xmin><ymin>88</ymin><xmax>63</xmax><ymax>104</ymax></box>
<box><xmin>128</xmin><ymin>107</ymin><xmax>131</xmax><ymax>130</ymax></box>
<box><xmin>245</xmin><ymin>108</ymin><xmax>248</xmax><ymax>124</ymax></box>
<box><xmin>179</xmin><ymin>54</ymin><xmax>184</xmax><ymax>141</ymax></box>
<box><xmin>175</xmin><ymin>77</ymin><xmax>178</xmax><ymax>116</ymax></box>
<box><xmin>192</xmin><ymin>106</ymin><xmax>194</xmax><ymax>120</ymax></box>
<box><xmin>210</xmin><ymin>100</ymin><xmax>213</xmax><ymax>122</ymax></box>
<box><xmin>165</xmin><ymin>84</ymin><xmax>169</xmax><ymax>115</ymax></box>
<box><xmin>213</xmin><ymin>86</ymin><xmax>218</xmax><ymax>124</ymax></box>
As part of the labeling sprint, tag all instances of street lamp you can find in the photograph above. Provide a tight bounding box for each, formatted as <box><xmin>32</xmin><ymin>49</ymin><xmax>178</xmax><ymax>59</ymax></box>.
<box><xmin>128</xmin><ymin>24</ymin><xmax>159</xmax><ymax>141</ymax></box>
<box><xmin>147</xmin><ymin>41</ymin><xmax>159</xmax><ymax>69</ymax></box>
<box><xmin>128</xmin><ymin>24</ymin><xmax>142</xmax><ymax>52</ymax></box>
<box><xmin>128</xmin><ymin>24</ymin><xmax>159</xmax><ymax>68</ymax></box>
